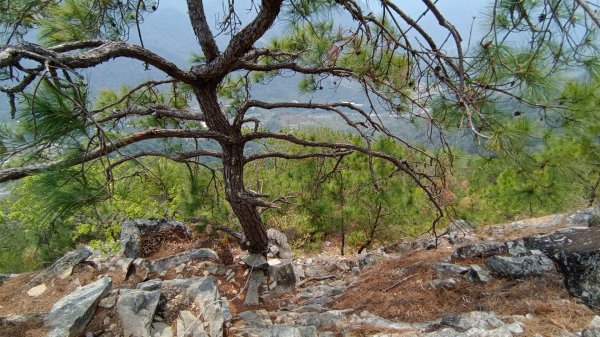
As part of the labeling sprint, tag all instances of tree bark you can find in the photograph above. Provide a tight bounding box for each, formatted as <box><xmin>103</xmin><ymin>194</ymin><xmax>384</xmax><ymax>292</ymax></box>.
<box><xmin>195</xmin><ymin>86</ymin><xmax>268</xmax><ymax>253</ymax></box>
<box><xmin>222</xmin><ymin>144</ymin><xmax>269</xmax><ymax>253</ymax></box>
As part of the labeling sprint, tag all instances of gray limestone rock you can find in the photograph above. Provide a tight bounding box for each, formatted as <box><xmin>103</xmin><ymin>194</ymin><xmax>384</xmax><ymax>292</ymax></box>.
<box><xmin>268</xmin><ymin>262</ymin><xmax>297</xmax><ymax>295</ymax></box>
<box><xmin>45</xmin><ymin>276</ymin><xmax>112</xmax><ymax>337</ymax></box>
<box><xmin>423</xmin><ymin>311</ymin><xmax>524</xmax><ymax>337</ymax></box>
<box><xmin>30</xmin><ymin>247</ymin><xmax>92</xmax><ymax>286</ymax></box>
<box><xmin>569</xmin><ymin>208</ymin><xmax>600</xmax><ymax>227</ymax></box>
<box><xmin>162</xmin><ymin>277</ymin><xmax>225</xmax><ymax>337</ymax></box>
<box><xmin>0</xmin><ymin>274</ymin><xmax>10</xmax><ymax>286</ymax></box>
<box><xmin>467</xmin><ymin>265</ymin><xmax>491</xmax><ymax>283</ymax></box>
<box><xmin>430</xmin><ymin>278</ymin><xmax>457</xmax><ymax>289</ymax></box>
<box><xmin>121</xmin><ymin>219</ymin><xmax>192</xmax><ymax>259</ymax></box>
<box><xmin>506</xmin><ymin>239</ymin><xmax>530</xmax><ymax>257</ymax></box>
<box><xmin>176</xmin><ymin>310</ymin><xmax>207</xmax><ymax>337</ymax></box>
<box><xmin>241</xmin><ymin>252</ymin><xmax>269</xmax><ymax>269</ymax></box>
<box><xmin>583</xmin><ymin>316</ymin><xmax>600</xmax><ymax>337</ymax></box>
<box><xmin>137</xmin><ymin>279</ymin><xmax>163</xmax><ymax>291</ymax></box>
<box><xmin>235</xmin><ymin>310</ymin><xmax>273</xmax><ymax>328</ymax></box>
<box><xmin>132</xmin><ymin>258</ymin><xmax>151</xmax><ymax>281</ymax></box>
<box><xmin>434</xmin><ymin>262</ymin><xmax>469</xmax><ymax>279</ymax></box>
<box><xmin>443</xmin><ymin>220</ymin><xmax>475</xmax><ymax>245</ymax></box>
<box><xmin>117</xmin><ymin>289</ymin><xmax>161</xmax><ymax>337</ymax></box>
<box><xmin>267</xmin><ymin>228</ymin><xmax>294</xmax><ymax>260</ymax></box>
<box><xmin>485</xmin><ymin>254</ymin><xmax>555</xmax><ymax>278</ymax></box>
<box><xmin>244</xmin><ymin>269</ymin><xmax>264</xmax><ymax>305</ymax></box>
<box><xmin>523</xmin><ymin>226</ymin><xmax>600</xmax><ymax>308</ymax></box>
<box><xmin>150</xmin><ymin>321</ymin><xmax>173</xmax><ymax>337</ymax></box>
<box><xmin>207</xmin><ymin>264</ymin><xmax>227</xmax><ymax>276</ymax></box>
<box><xmin>357</xmin><ymin>249</ymin><xmax>389</xmax><ymax>270</ymax></box>
<box><xmin>452</xmin><ymin>242</ymin><xmax>507</xmax><ymax>260</ymax></box>
<box><xmin>440</xmin><ymin>311</ymin><xmax>504</xmax><ymax>332</ymax></box>
<box><xmin>150</xmin><ymin>248</ymin><xmax>218</xmax><ymax>274</ymax></box>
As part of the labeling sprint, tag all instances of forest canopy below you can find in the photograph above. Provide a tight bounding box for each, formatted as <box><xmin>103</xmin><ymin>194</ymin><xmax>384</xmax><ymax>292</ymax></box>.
<box><xmin>0</xmin><ymin>0</ymin><xmax>598</xmax><ymax>272</ymax></box>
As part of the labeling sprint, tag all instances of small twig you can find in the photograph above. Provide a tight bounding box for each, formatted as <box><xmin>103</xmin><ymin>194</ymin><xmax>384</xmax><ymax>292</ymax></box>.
<box><xmin>296</xmin><ymin>275</ymin><xmax>336</xmax><ymax>287</ymax></box>
<box><xmin>382</xmin><ymin>274</ymin><xmax>417</xmax><ymax>292</ymax></box>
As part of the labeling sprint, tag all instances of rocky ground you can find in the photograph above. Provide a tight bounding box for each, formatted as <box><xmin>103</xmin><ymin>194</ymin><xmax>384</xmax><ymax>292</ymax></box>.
<box><xmin>1</xmin><ymin>209</ymin><xmax>600</xmax><ymax>337</ymax></box>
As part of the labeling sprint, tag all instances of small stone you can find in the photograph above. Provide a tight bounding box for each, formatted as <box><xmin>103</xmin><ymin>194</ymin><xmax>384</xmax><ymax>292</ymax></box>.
<box><xmin>59</xmin><ymin>266</ymin><xmax>74</xmax><ymax>279</ymax></box>
<box><xmin>429</xmin><ymin>278</ymin><xmax>456</xmax><ymax>289</ymax></box>
<box><xmin>468</xmin><ymin>265</ymin><xmax>491</xmax><ymax>283</ymax></box>
<box><xmin>434</xmin><ymin>262</ymin><xmax>469</xmax><ymax>279</ymax></box>
<box><xmin>103</xmin><ymin>317</ymin><xmax>110</xmax><ymax>326</ymax></box>
<box><xmin>175</xmin><ymin>264</ymin><xmax>185</xmax><ymax>274</ymax></box>
<box><xmin>27</xmin><ymin>283</ymin><xmax>47</xmax><ymax>297</ymax></box>
<box><xmin>452</xmin><ymin>242</ymin><xmax>507</xmax><ymax>260</ymax></box>
<box><xmin>207</xmin><ymin>264</ymin><xmax>227</xmax><ymax>276</ymax></box>
<box><xmin>98</xmin><ymin>292</ymin><xmax>117</xmax><ymax>309</ymax></box>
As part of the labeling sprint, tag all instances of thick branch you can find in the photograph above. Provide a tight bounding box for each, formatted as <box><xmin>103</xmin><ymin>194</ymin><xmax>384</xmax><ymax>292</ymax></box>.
<box><xmin>194</xmin><ymin>0</ymin><xmax>284</xmax><ymax>79</ymax></box>
<box><xmin>0</xmin><ymin>41</ymin><xmax>195</xmax><ymax>83</ymax></box>
<box><xmin>97</xmin><ymin>105</ymin><xmax>205</xmax><ymax>123</ymax></box>
<box><xmin>186</xmin><ymin>0</ymin><xmax>220</xmax><ymax>62</ymax></box>
<box><xmin>245</xmin><ymin>150</ymin><xmax>354</xmax><ymax>163</ymax></box>
<box><xmin>107</xmin><ymin>150</ymin><xmax>223</xmax><ymax>170</ymax></box>
<box><xmin>0</xmin><ymin>128</ymin><xmax>227</xmax><ymax>183</ymax></box>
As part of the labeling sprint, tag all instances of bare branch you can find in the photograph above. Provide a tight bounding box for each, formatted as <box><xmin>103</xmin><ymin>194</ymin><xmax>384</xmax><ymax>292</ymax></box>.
<box><xmin>0</xmin><ymin>128</ymin><xmax>228</xmax><ymax>183</ymax></box>
<box><xmin>0</xmin><ymin>41</ymin><xmax>195</xmax><ymax>83</ymax></box>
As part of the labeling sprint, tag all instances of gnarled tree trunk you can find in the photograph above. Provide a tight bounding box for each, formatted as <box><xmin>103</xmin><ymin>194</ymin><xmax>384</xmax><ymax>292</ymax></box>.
<box><xmin>195</xmin><ymin>86</ymin><xmax>268</xmax><ymax>253</ymax></box>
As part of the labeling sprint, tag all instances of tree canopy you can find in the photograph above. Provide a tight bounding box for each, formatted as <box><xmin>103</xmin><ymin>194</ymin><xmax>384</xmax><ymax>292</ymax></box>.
<box><xmin>0</xmin><ymin>0</ymin><xmax>599</xmax><ymax>254</ymax></box>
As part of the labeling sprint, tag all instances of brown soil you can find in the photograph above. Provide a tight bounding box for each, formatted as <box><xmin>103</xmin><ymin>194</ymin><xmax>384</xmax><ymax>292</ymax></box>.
<box><xmin>0</xmin><ymin>314</ymin><xmax>47</xmax><ymax>337</ymax></box>
<box><xmin>332</xmin><ymin>249</ymin><xmax>596</xmax><ymax>337</ymax></box>
<box><xmin>0</xmin><ymin>264</ymin><xmax>101</xmax><ymax>317</ymax></box>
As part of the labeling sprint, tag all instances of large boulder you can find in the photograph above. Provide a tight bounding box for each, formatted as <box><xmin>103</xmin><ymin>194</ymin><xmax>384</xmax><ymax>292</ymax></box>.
<box><xmin>485</xmin><ymin>253</ymin><xmax>555</xmax><ymax>278</ymax></box>
<box><xmin>452</xmin><ymin>242</ymin><xmax>507</xmax><ymax>260</ymax></box>
<box><xmin>121</xmin><ymin>219</ymin><xmax>192</xmax><ymax>259</ymax></box>
<box><xmin>267</xmin><ymin>228</ymin><xmax>293</xmax><ymax>260</ymax></box>
<box><xmin>45</xmin><ymin>276</ymin><xmax>112</xmax><ymax>337</ymax></box>
<box><xmin>29</xmin><ymin>247</ymin><xmax>92</xmax><ymax>285</ymax></box>
<box><xmin>116</xmin><ymin>289</ymin><xmax>161</xmax><ymax>337</ymax></box>
<box><xmin>523</xmin><ymin>226</ymin><xmax>600</xmax><ymax>309</ymax></box>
